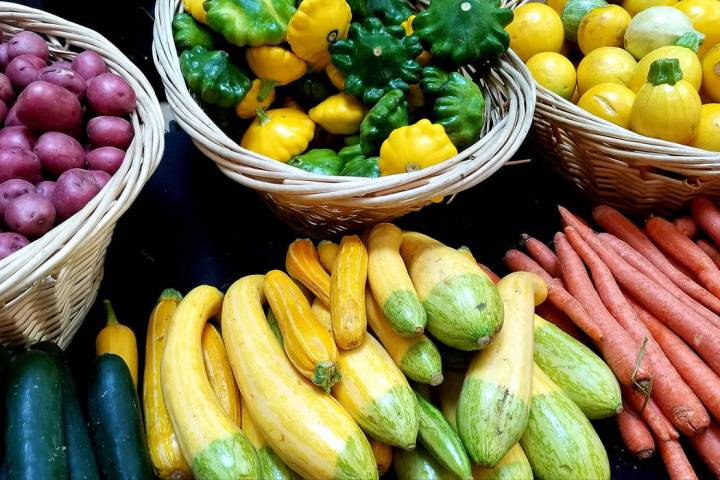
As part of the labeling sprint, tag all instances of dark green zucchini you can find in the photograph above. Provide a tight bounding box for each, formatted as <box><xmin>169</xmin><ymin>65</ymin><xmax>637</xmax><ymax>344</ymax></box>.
<box><xmin>5</xmin><ymin>350</ymin><xmax>68</xmax><ymax>480</ymax></box>
<box><xmin>88</xmin><ymin>353</ymin><xmax>152</xmax><ymax>480</ymax></box>
<box><xmin>32</xmin><ymin>342</ymin><xmax>100</xmax><ymax>480</ymax></box>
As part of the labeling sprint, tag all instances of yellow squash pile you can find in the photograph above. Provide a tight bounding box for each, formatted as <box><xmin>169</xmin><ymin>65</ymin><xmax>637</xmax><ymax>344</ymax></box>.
<box><xmin>509</xmin><ymin>0</ymin><xmax>720</xmax><ymax>150</ymax></box>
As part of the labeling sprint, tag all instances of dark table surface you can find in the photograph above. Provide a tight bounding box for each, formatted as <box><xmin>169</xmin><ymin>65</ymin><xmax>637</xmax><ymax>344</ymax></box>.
<box><xmin>62</xmin><ymin>128</ymin><xmax>714</xmax><ymax>479</ymax></box>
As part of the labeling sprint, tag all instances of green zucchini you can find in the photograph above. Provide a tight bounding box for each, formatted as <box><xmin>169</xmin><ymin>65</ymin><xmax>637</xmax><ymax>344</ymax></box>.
<box><xmin>288</xmin><ymin>149</ymin><xmax>345</xmax><ymax>176</ymax></box>
<box><xmin>32</xmin><ymin>342</ymin><xmax>100</xmax><ymax>480</ymax></box>
<box><xmin>520</xmin><ymin>364</ymin><xmax>610</xmax><ymax>480</ymax></box>
<box><xmin>5</xmin><ymin>350</ymin><xmax>68</xmax><ymax>480</ymax></box>
<box><xmin>88</xmin><ymin>353</ymin><xmax>153</xmax><ymax>480</ymax></box>
<box><xmin>533</xmin><ymin>314</ymin><xmax>621</xmax><ymax>419</ymax></box>
<box><xmin>472</xmin><ymin>444</ymin><xmax>533</xmax><ymax>480</ymax></box>
<box><xmin>394</xmin><ymin>445</ymin><xmax>455</xmax><ymax>480</ymax></box>
<box><xmin>414</xmin><ymin>389</ymin><xmax>472</xmax><ymax>480</ymax></box>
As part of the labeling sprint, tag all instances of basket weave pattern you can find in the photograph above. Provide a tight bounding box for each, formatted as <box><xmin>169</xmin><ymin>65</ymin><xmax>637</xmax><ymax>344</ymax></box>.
<box><xmin>153</xmin><ymin>0</ymin><xmax>536</xmax><ymax>236</ymax></box>
<box><xmin>0</xmin><ymin>3</ymin><xmax>164</xmax><ymax>347</ymax></box>
<box><xmin>529</xmin><ymin>54</ymin><xmax>720</xmax><ymax>215</ymax></box>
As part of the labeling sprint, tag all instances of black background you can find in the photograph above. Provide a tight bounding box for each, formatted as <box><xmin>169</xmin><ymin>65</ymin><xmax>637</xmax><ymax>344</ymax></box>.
<box><xmin>9</xmin><ymin>0</ymin><xmax>711</xmax><ymax>478</ymax></box>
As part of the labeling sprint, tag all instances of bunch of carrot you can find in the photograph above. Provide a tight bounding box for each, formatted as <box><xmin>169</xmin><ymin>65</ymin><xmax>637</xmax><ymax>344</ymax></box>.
<box><xmin>496</xmin><ymin>198</ymin><xmax>720</xmax><ymax>480</ymax></box>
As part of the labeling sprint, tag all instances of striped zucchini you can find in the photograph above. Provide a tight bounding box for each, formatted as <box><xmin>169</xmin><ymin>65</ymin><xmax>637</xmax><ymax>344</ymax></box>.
<box><xmin>202</xmin><ymin>324</ymin><xmax>243</xmax><ymax>426</ymax></box>
<box><xmin>472</xmin><ymin>444</ymin><xmax>533</xmax><ymax>480</ymax></box>
<box><xmin>366</xmin><ymin>290</ymin><xmax>443</xmax><ymax>385</ymax></box>
<box><xmin>533</xmin><ymin>314</ymin><xmax>621</xmax><ymax>419</ymax></box>
<box><xmin>241</xmin><ymin>402</ymin><xmax>299</xmax><ymax>480</ymax></box>
<box><xmin>331</xmin><ymin>235</ymin><xmax>368</xmax><ymax>350</ymax></box>
<box><xmin>311</xmin><ymin>298</ymin><xmax>333</xmax><ymax>334</ymax></box>
<box><xmin>458</xmin><ymin>272</ymin><xmax>547</xmax><ymax>466</ymax></box>
<box><xmin>520</xmin><ymin>364</ymin><xmax>610</xmax><ymax>480</ymax></box>
<box><xmin>333</xmin><ymin>333</ymin><xmax>419</xmax><ymax>448</ymax></box>
<box><xmin>96</xmin><ymin>300</ymin><xmax>138</xmax><ymax>386</ymax></box>
<box><xmin>438</xmin><ymin>369</ymin><xmax>465</xmax><ymax>431</ymax></box>
<box><xmin>394</xmin><ymin>446</ymin><xmax>455</xmax><ymax>480</ymax></box>
<box><xmin>222</xmin><ymin>275</ymin><xmax>377</xmax><ymax>480</ymax></box>
<box><xmin>143</xmin><ymin>289</ymin><xmax>191</xmax><ymax>480</ymax></box>
<box><xmin>161</xmin><ymin>286</ymin><xmax>258</xmax><ymax>480</ymax></box>
<box><xmin>414</xmin><ymin>389</ymin><xmax>472</xmax><ymax>480</ymax></box>
<box><xmin>400</xmin><ymin>232</ymin><xmax>503</xmax><ymax>350</ymax></box>
<box><xmin>318</xmin><ymin>240</ymin><xmax>340</xmax><ymax>273</ymax></box>
<box><xmin>369</xmin><ymin>438</ymin><xmax>392</xmax><ymax>476</ymax></box>
<box><xmin>368</xmin><ymin>223</ymin><xmax>427</xmax><ymax>336</ymax></box>
<box><xmin>266</xmin><ymin>309</ymin><xmax>284</xmax><ymax>345</ymax></box>
<box><xmin>286</xmin><ymin>239</ymin><xmax>331</xmax><ymax>305</ymax></box>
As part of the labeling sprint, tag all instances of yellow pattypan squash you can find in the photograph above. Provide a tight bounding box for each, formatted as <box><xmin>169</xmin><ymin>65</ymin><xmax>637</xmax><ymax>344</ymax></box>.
<box><xmin>527</xmin><ymin>52</ymin><xmax>577</xmax><ymax>100</ymax></box>
<box><xmin>622</xmin><ymin>0</ymin><xmax>677</xmax><ymax>16</ymax></box>
<box><xmin>241</xmin><ymin>108</ymin><xmax>315</xmax><ymax>162</ymax></box>
<box><xmin>326</xmin><ymin>63</ymin><xmax>345</xmax><ymax>91</ymax></box>
<box><xmin>690</xmin><ymin>104</ymin><xmax>720</xmax><ymax>152</ymax></box>
<box><xmin>505</xmin><ymin>4</ymin><xmax>564</xmax><ymax>62</ymax></box>
<box><xmin>673</xmin><ymin>0</ymin><xmax>720</xmax><ymax>58</ymax></box>
<box><xmin>379</xmin><ymin>119</ymin><xmax>458</xmax><ymax>176</ymax></box>
<box><xmin>287</xmin><ymin>0</ymin><xmax>351</xmax><ymax>69</ymax></box>
<box><xmin>400</xmin><ymin>15</ymin><xmax>432</xmax><ymax>65</ymax></box>
<box><xmin>184</xmin><ymin>0</ymin><xmax>207</xmax><ymax>24</ymax></box>
<box><xmin>235</xmin><ymin>79</ymin><xmax>276</xmax><ymax>119</ymax></box>
<box><xmin>702</xmin><ymin>44</ymin><xmax>720</xmax><ymax>102</ymax></box>
<box><xmin>308</xmin><ymin>93</ymin><xmax>367</xmax><ymax>135</ymax></box>
<box><xmin>577</xmin><ymin>83</ymin><xmax>636</xmax><ymax>129</ymax></box>
<box><xmin>577</xmin><ymin>5</ymin><xmax>631</xmax><ymax>55</ymax></box>
<box><xmin>630</xmin><ymin>58</ymin><xmax>701</xmax><ymax>145</ymax></box>
<box><xmin>630</xmin><ymin>35</ymin><xmax>703</xmax><ymax>92</ymax></box>
<box><xmin>246</xmin><ymin>46</ymin><xmax>307</xmax><ymax>86</ymax></box>
<box><xmin>576</xmin><ymin>47</ymin><xmax>636</xmax><ymax>95</ymax></box>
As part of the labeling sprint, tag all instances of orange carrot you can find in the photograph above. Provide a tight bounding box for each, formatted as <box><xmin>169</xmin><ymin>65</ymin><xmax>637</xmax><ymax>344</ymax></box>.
<box><xmin>657</xmin><ymin>439</ymin><xmax>698</xmax><ymax>480</ymax></box>
<box><xmin>561</xmin><ymin>206</ymin><xmax>720</xmax><ymax>377</ymax></box>
<box><xmin>478</xmin><ymin>263</ymin><xmax>500</xmax><ymax>283</ymax></box>
<box><xmin>592</xmin><ymin>205</ymin><xmax>720</xmax><ymax>314</ymax></box>
<box><xmin>631</xmin><ymin>299</ymin><xmax>720</xmax><ymax>421</ymax></box>
<box><xmin>600</xmin><ymin>233</ymin><xmax>720</xmax><ymax>330</ymax></box>
<box><xmin>691</xmin><ymin>197</ymin><xmax>720</xmax><ymax>247</ymax></box>
<box><xmin>674</xmin><ymin>216</ymin><xmax>698</xmax><ymax>239</ymax></box>
<box><xmin>523</xmin><ymin>235</ymin><xmax>562</xmax><ymax>278</ymax></box>
<box><xmin>645</xmin><ymin>216</ymin><xmax>720</xmax><ymax>301</ymax></box>
<box><xmin>554</xmin><ymin>232</ymin><xmax>653</xmax><ymax>391</ymax></box>
<box><xmin>623</xmin><ymin>386</ymin><xmax>679</xmax><ymax>441</ymax></box>
<box><xmin>565</xmin><ymin>226</ymin><xmax>710</xmax><ymax>435</ymax></box>
<box><xmin>617</xmin><ymin>401</ymin><xmax>655</xmax><ymax>460</ymax></box>
<box><xmin>536</xmin><ymin>303</ymin><xmax>584</xmax><ymax>341</ymax></box>
<box><xmin>504</xmin><ymin>249</ymin><xmax>604</xmax><ymax>341</ymax></box>
<box><xmin>697</xmin><ymin>239</ymin><xmax>720</xmax><ymax>270</ymax></box>
<box><xmin>689</xmin><ymin>423</ymin><xmax>720</xmax><ymax>477</ymax></box>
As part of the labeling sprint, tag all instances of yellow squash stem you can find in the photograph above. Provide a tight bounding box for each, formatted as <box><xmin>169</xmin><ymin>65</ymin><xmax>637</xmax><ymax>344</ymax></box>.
<box><xmin>96</xmin><ymin>299</ymin><xmax>138</xmax><ymax>386</ymax></box>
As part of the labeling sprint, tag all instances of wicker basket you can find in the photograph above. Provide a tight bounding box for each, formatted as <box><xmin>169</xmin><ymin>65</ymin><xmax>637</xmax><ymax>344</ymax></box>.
<box><xmin>0</xmin><ymin>3</ymin><xmax>164</xmax><ymax>347</ymax></box>
<box><xmin>531</xmin><ymin>67</ymin><xmax>720</xmax><ymax>216</ymax></box>
<box><xmin>153</xmin><ymin>0</ymin><xmax>535</xmax><ymax>236</ymax></box>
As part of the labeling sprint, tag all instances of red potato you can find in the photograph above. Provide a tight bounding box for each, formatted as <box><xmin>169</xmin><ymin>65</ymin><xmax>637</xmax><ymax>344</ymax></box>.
<box><xmin>0</xmin><ymin>147</ymin><xmax>40</xmax><ymax>183</ymax></box>
<box><xmin>0</xmin><ymin>43</ymin><xmax>8</xmax><ymax>71</ymax></box>
<box><xmin>38</xmin><ymin>66</ymin><xmax>86</xmax><ymax>100</ymax></box>
<box><xmin>0</xmin><ymin>74</ymin><xmax>13</xmax><ymax>104</ymax></box>
<box><xmin>34</xmin><ymin>180</ymin><xmax>55</xmax><ymax>201</ymax></box>
<box><xmin>5</xmin><ymin>54</ymin><xmax>46</xmax><ymax>90</ymax></box>
<box><xmin>52</xmin><ymin>60</ymin><xmax>72</xmax><ymax>70</ymax></box>
<box><xmin>4</xmin><ymin>192</ymin><xmax>56</xmax><ymax>238</ymax></box>
<box><xmin>4</xmin><ymin>105</ymin><xmax>20</xmax><ymax>127</ymax></box>
<box><xmin>15</xmin><ymin>81</ymin><xmax>82</xmax><ymax>133</ymax></box>
<box><xmin>0</xmin><ymin>100</ymin><xmax>7</xmax><ymax>125</ymax></box>
<box><xmin>89</xmin><ymin>170</ymin><xmax>111</xmax><ymax>190</ymax></box>
<box><xmin>53</xmin><ymin>168</ymin><xmax>100</xmax><ymax>219</ymax></box>
<box><xmin>86</xmin><ymin>73</ymin><xmax>136</xmax><ymax>116</ymax></box>
<box><xmin>87</xmin><ymin>116</ymin><xmax>133</xmax><ymax>149</ymax></box>
<box><xmin>71</xmin><ymin>51</ymin><xmax>107</xmax><ymax>80</ymax></box>
<box><xmin>0</xmin><ymin>126</ymin><xmax>36</xmax><ymax>151</ymax></box>
<box><xmin>34</xmin><ymin>131</ymin><xmax>85</xmax><ymax>176</ymax></box>
<box><xmin>0</xmin><ymin>232</ymin><xmax>29</xmax><ymax>260</ymax></box>
<box><xmin>0</xmin><ymin>179</ymin><xmax>34</xmax><ymax>216</ymax></box>
<box><xmin>86</xmin><ymin>146</ymin><xmax>124</xmax><ymax>174</ymax></box>
<box><xmin>8</xmin><ymin>31</ymin><xmax>49</xmax><ymax>62</ymax></box>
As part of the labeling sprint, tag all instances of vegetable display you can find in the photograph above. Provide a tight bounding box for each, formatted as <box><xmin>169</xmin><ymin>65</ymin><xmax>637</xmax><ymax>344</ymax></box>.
<box><xmin>513</xmin><ymin>0</ymin><xmax>720</xmax><ymax>149</ymax></box>
<box><xmin>0</xmin><ymin>29</ymin><xmax>136</xmax><ymax>261</ymax></box>
<box><xmin>173</xmin><ymin>0</ymin><xmax>510</xmax><ymax>177</ymax></box>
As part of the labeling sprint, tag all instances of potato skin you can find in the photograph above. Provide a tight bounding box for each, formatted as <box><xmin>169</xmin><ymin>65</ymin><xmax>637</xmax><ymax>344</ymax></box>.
<box><xmin>7</xmin><ymin>31</ymin><xmax>49</xmax><ymax>62</ymax></box>
<box><xmin>15</xmin><ymin>81</ymin><xmax>82</xmax><ymax>133</ymax></box>
<box><xmin>0</xmin><ymin>179</ymin><xmax>34</xmax><ymax>216</ymax></box>
<box><xmin>34</xmin><ymin>131</ymin><xmax>85</xmax><ymax>176</ymax></box>
<box><xmin>52</xmin><ymin>168</ymin><xmax>100</xmax><ymax>219</ymax></box>
<box><xmin>0</xmin><ymin>148</ymin><xmax>41</xmax><ymax>183</ymax></box>
<box><xmin>38</xmin><ymin>66</ymin><xmax>86</xmax><ymax>100</ymax></box>
<box><xmin>34</xmin><ymin>181</ymin><xmax>56</xmax><ymax>201</ymax></box>
<box><xmin>0</xmin><ymin>126</ymin><xmax>36</xmax><ymax>150</ymax></box>
<box><xmin>0</xmin><ymin>73</ymin><xmax>14</xmax><ymax>103</ymax></box>
<box><xmin>86</xmin><ymin>147</ymin><xmax>124</xmax><ymax>174</ymax></box>
<box><xmin>4</xmin><ymin>192</ymin><xmax>56</xmax><ymax>238</ymax></box>
<box><xmin>6</xmin><ymin>55</ymin><xmax>45</xmax><ymax>90</ymax></box>
<box><xmin>71</xmin><ymin>51</ymin><xmax>107</xmax><ymax>80</ymax></box>
<box><xmin>0</xmin><ymin>232</ymin><xmax>29</xmax><ymax>260</ymax></box>
<box><xmin>87</xmin><ymin>116</ymin><xmax>133</xmax><ymax>149</ymax></box>
<box><xmin>86</xmin><ymin>73</ymin><xmax>136</xmax><ymax>116</ymax></box>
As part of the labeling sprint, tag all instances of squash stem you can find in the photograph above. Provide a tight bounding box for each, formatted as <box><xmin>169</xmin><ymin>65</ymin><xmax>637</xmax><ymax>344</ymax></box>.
<box><xmin>256</xmin><ymin>108</ymin><xmax>270</xmax><ymax>125</ymax></box>
<box><xmin>103</xmin><ymin>299</ymin><xmax>119</xmax><ymax>326</ymax></box>
<box><xmin>313</xmin><ymin>361</ymin><xmax>341</xmax><ymax>393</ymax></box>
<box><xmin>159</xmin><ymin>288</ymin><xmax>182</xmax><ymax>302</ymax></box>
<box><xmin>675</xmin><ymin>32</ymin><xmax>702</xmax><ymax>53</ymax></box>
<box><xmin>257</xmin><ymin>79</ymin><xmax>276</xmax><ymax>102</ymax></box>
<box><xmin>647</xmin><ymin>58</ymin><xmax>683</xmax><ymax>86</ymax></box>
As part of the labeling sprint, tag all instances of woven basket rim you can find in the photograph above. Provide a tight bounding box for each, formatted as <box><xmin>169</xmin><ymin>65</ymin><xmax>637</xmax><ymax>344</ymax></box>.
<box><xmin>0</xmin><ymin>2</ymin><xmax>165</xmax><ymax>300</ymax></box>
<box><xmin>152</xmin><ymin>0</ymin><xmax>536</xmax><ymax>206</ymax></box>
